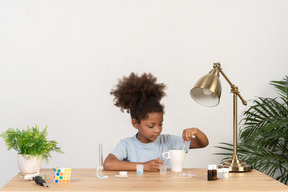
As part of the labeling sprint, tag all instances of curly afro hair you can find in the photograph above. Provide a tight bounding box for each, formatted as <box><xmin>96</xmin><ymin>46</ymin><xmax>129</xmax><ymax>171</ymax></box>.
<box><xmin>110</xmin><ymin>72</ymin><xmax>166</xmax><ymax>123</ymax></box>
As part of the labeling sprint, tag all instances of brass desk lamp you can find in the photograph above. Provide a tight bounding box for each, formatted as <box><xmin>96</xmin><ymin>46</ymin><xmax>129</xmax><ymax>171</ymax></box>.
<box><xmin>190</xmin><ymin>63</ymin><xmax>252</xmax><ymax>172</ymax></box>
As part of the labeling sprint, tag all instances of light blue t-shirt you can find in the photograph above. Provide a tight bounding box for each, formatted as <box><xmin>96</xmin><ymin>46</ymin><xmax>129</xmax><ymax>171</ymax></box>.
<box><xmin>111</xmin><ymin>134</ymin><xmax>190</xmax><ymax>165</ymax></box>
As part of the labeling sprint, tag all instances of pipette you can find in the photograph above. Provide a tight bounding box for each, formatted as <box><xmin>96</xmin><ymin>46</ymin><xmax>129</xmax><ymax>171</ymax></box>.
<box><xmin>181</xmin><ymin>142</ymin><xmax>186</xmax><ymax>151</ymax></box>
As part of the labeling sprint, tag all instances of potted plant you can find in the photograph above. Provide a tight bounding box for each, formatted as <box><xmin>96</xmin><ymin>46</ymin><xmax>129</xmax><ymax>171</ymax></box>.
<box><xmin>215</xmin><ymin>76</ymin><xmax>288</xmax><ymax>185</ymax></box>
<box><xmin>0</xmin><ymin>125</ymin><xmax>64</xmax><ymax>174</ymax></box>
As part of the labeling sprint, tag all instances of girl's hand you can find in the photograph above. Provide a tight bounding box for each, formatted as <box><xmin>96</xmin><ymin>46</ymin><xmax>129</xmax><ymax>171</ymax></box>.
<box><xmin>182</xmin><ymin>128</ymin><xmax>199</xmax><ymax>143</ymax></box>
<box><xmin>182</xmin><ymin>127</ymin><xmax>209</xmax><ymax>148</ymax></box>
<box><xmin>104</xmin><ymin>154</ymin><xmax>164</xmax><ymax>171</ymax></box>
<box><xmin>143</xmin><ymin>158</ymin><xmax>163</xmax><ymax>172</ymax></box>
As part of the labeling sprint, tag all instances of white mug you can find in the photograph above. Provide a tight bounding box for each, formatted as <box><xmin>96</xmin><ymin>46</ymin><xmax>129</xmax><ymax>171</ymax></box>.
<box><xmin>162</xmin><ymin>150</ymin><xmax>185</xmax><ymax>172</ymax></box>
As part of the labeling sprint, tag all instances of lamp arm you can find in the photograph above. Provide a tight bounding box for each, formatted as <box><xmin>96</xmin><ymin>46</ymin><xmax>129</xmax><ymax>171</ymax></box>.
<box><xmin>214</xmin><ymin>63</ymin><xmax>247</xmax><ymax>106</ymax></box>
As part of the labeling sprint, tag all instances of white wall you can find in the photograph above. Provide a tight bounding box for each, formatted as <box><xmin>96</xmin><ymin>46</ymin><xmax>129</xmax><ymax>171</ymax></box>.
<box><xmin>0</xmin><ymin>0</ymin><xmax>287</xmax><ymax>188</ymax></box>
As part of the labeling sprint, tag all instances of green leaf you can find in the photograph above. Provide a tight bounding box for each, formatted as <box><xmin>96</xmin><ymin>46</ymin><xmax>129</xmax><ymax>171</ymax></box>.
<box><xmin>0</xmin><ymin>125</ymin><xmax>64</xmax><ymax>163</ymax></box>
<box><xmin>215</xmin><ymin>76</ymin><xmax>288</xmax><ymax>185</ymax></box>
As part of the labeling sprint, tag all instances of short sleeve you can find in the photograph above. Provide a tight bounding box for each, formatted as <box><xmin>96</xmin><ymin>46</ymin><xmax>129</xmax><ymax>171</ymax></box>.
<box><xmin>110</xmin><ymin>139</ymin><xmax>128</xmax><ymax>161</ymax></box>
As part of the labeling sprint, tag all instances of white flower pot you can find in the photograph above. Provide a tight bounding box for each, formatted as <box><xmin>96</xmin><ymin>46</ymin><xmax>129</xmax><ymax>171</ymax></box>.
<box><xmin>17</xmin><ymin>154</ymin><xmax>42</xmax><ymax>174</ymax></box>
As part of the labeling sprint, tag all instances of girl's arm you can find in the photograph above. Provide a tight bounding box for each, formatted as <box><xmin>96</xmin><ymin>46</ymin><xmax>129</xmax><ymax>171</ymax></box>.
<box><xmin>182</xmin><ymin>128</ymin><xmax>209</xmax><ymax>149</ymax></box>
<box><xmin>103</xmin><ymin>154</ymin><xmax>163</xmax><ymax>172</ymax></box>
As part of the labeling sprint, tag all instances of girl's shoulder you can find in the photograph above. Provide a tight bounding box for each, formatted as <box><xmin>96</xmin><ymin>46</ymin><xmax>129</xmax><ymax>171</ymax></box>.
<box><xmin>119</xmin><ymin>134</ymin><xmax>140</xmax><ymax>144</ymax></box>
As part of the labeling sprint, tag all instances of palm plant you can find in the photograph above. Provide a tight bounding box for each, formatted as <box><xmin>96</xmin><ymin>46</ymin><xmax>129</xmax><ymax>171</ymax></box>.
<box><xmin>215</xmin><ymin>76</ymin><xmax>288</xmax><ymax>185</ymax></box>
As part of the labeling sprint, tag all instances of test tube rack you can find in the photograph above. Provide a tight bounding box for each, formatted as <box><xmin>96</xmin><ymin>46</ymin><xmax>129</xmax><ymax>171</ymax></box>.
<box><xmin>53</xmin><ymin>168</ymin><xmax>72</xmax><ymax>183</ymax></box>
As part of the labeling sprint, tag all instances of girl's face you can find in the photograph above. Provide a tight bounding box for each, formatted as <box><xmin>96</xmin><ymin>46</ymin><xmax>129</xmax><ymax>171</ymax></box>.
<box><xmin>132</xmin><ymin>112</ymin><xmax>163</xmax><ymax>143</ymax></box>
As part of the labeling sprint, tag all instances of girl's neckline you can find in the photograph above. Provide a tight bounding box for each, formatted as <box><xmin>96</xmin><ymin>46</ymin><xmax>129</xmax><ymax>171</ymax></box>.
<box><xmin>134</xmin><ymin>133</ymin><xmax>160</xmax><ymax>145</ymax></box>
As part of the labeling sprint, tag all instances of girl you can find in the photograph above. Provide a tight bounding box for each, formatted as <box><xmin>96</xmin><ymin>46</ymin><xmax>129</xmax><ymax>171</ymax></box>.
<box><xmin>103</xmin><ymin>73</ymin><xmax>209</xmax><ymax>172</ymax></box>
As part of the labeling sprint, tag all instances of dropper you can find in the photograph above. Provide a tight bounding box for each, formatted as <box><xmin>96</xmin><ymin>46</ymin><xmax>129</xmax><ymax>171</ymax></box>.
<box><xmin>181</xmin><ymin>142</ymin><xmax>186</xmax><ymax>151</ymax></box>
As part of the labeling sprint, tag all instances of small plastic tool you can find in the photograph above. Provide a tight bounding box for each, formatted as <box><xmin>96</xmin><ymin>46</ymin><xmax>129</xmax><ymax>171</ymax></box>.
<box><xmin>33</xmin><ymin>176</ymin><xmax>48</xmax><ymax>187</ymax></box>
<box><xmin>115</xmin><ymin>175</ymin><xmax>128</xmax><ymax>178</ymax></box>
<box><xmin>178</xmin><ymin>173</ymin><xmax>196</xmax><ymax>177</ymax></box>
<box><xmin>119</xmin><ymin>171</ymin><xmax>127</xmax><ymax>176</ymax></box>
<box><xmin>115</xmin><ymin>171</ymin><xmax>128</xmax><ymax>178</ymax></box>
<box><xmin>24</xmin><ymin>168</ymin><xmax>40</xmax><ymax>181</ymax></box>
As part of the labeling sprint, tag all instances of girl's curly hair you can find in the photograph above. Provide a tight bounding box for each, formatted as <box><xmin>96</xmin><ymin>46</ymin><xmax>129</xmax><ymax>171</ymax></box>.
<box><xmin>110</xmin><ymin>72</ymin><xmax>166</xmax><ymax>122</ymax></box>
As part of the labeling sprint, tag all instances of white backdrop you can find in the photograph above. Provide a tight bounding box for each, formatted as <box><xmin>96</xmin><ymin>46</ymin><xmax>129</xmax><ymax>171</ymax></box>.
<box><xmin>0</xmin><ymin>0</ymin><xmax>287</xmax><ymax>188</ymax></box>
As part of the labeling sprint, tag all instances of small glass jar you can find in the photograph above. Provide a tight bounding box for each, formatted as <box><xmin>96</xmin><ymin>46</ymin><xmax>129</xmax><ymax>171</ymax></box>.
<box><xmin>217</xmin><ymin>169</ymin><xmax>223</xmax><ymax>179</ymax></box>
<box><xmin>222</xmin><ymin>168</ymin><xmax>230</xmax><ymax>179</ymax></box>
<box><xmin>207</xmin><ymin>165</ymin><xmax>213</xmax><ymax>181</ymax></box>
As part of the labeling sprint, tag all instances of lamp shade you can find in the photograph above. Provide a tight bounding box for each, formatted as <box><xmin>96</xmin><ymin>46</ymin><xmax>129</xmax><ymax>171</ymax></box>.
<box><xmin>190</xmin><ymin>69</ymin><xmax>222</xmax><ymax>107</ymax></box>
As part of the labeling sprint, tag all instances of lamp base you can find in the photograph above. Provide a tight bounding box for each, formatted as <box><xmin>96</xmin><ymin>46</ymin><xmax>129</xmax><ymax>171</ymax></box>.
<box><xmin>222</xmin><ymin>155</ymin><xmax>252</xmax><ymax>172</ymax></box>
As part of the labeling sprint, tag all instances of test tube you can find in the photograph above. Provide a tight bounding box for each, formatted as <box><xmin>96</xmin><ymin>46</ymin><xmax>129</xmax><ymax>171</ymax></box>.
<box><xmin>98</xmin><ymin>143</ymin><xmax>103</xmax><ymax>169</ymax></box>
<box><xmin>96</xmin><ymin>143</ymin><xmax>103</xmax><ymax>178</ymax></box>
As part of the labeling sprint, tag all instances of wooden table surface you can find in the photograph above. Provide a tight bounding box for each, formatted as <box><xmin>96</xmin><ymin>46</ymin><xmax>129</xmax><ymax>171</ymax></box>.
<box><xmin>1</xmin><ymin>168</ymin><xmax>287</xmax><ymax>192</ymax></box>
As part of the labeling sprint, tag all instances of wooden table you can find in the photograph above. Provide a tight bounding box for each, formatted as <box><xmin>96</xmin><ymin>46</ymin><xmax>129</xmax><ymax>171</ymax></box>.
<box><xmin>1</xmin><ymin>168</ymin><xmax>287</xmax><ymax>192</ymax></box>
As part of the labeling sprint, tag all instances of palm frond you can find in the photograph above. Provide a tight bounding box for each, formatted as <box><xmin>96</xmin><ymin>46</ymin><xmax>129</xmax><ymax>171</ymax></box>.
<box><xmin>215</xmin><ymin>76</ymin><xmax>288</xmax><ymax>185</ymax></box>
<box><xmin>270</xmin><ymin>75</ymin><xmax>288</xmax><ymax>101</ymax></box>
